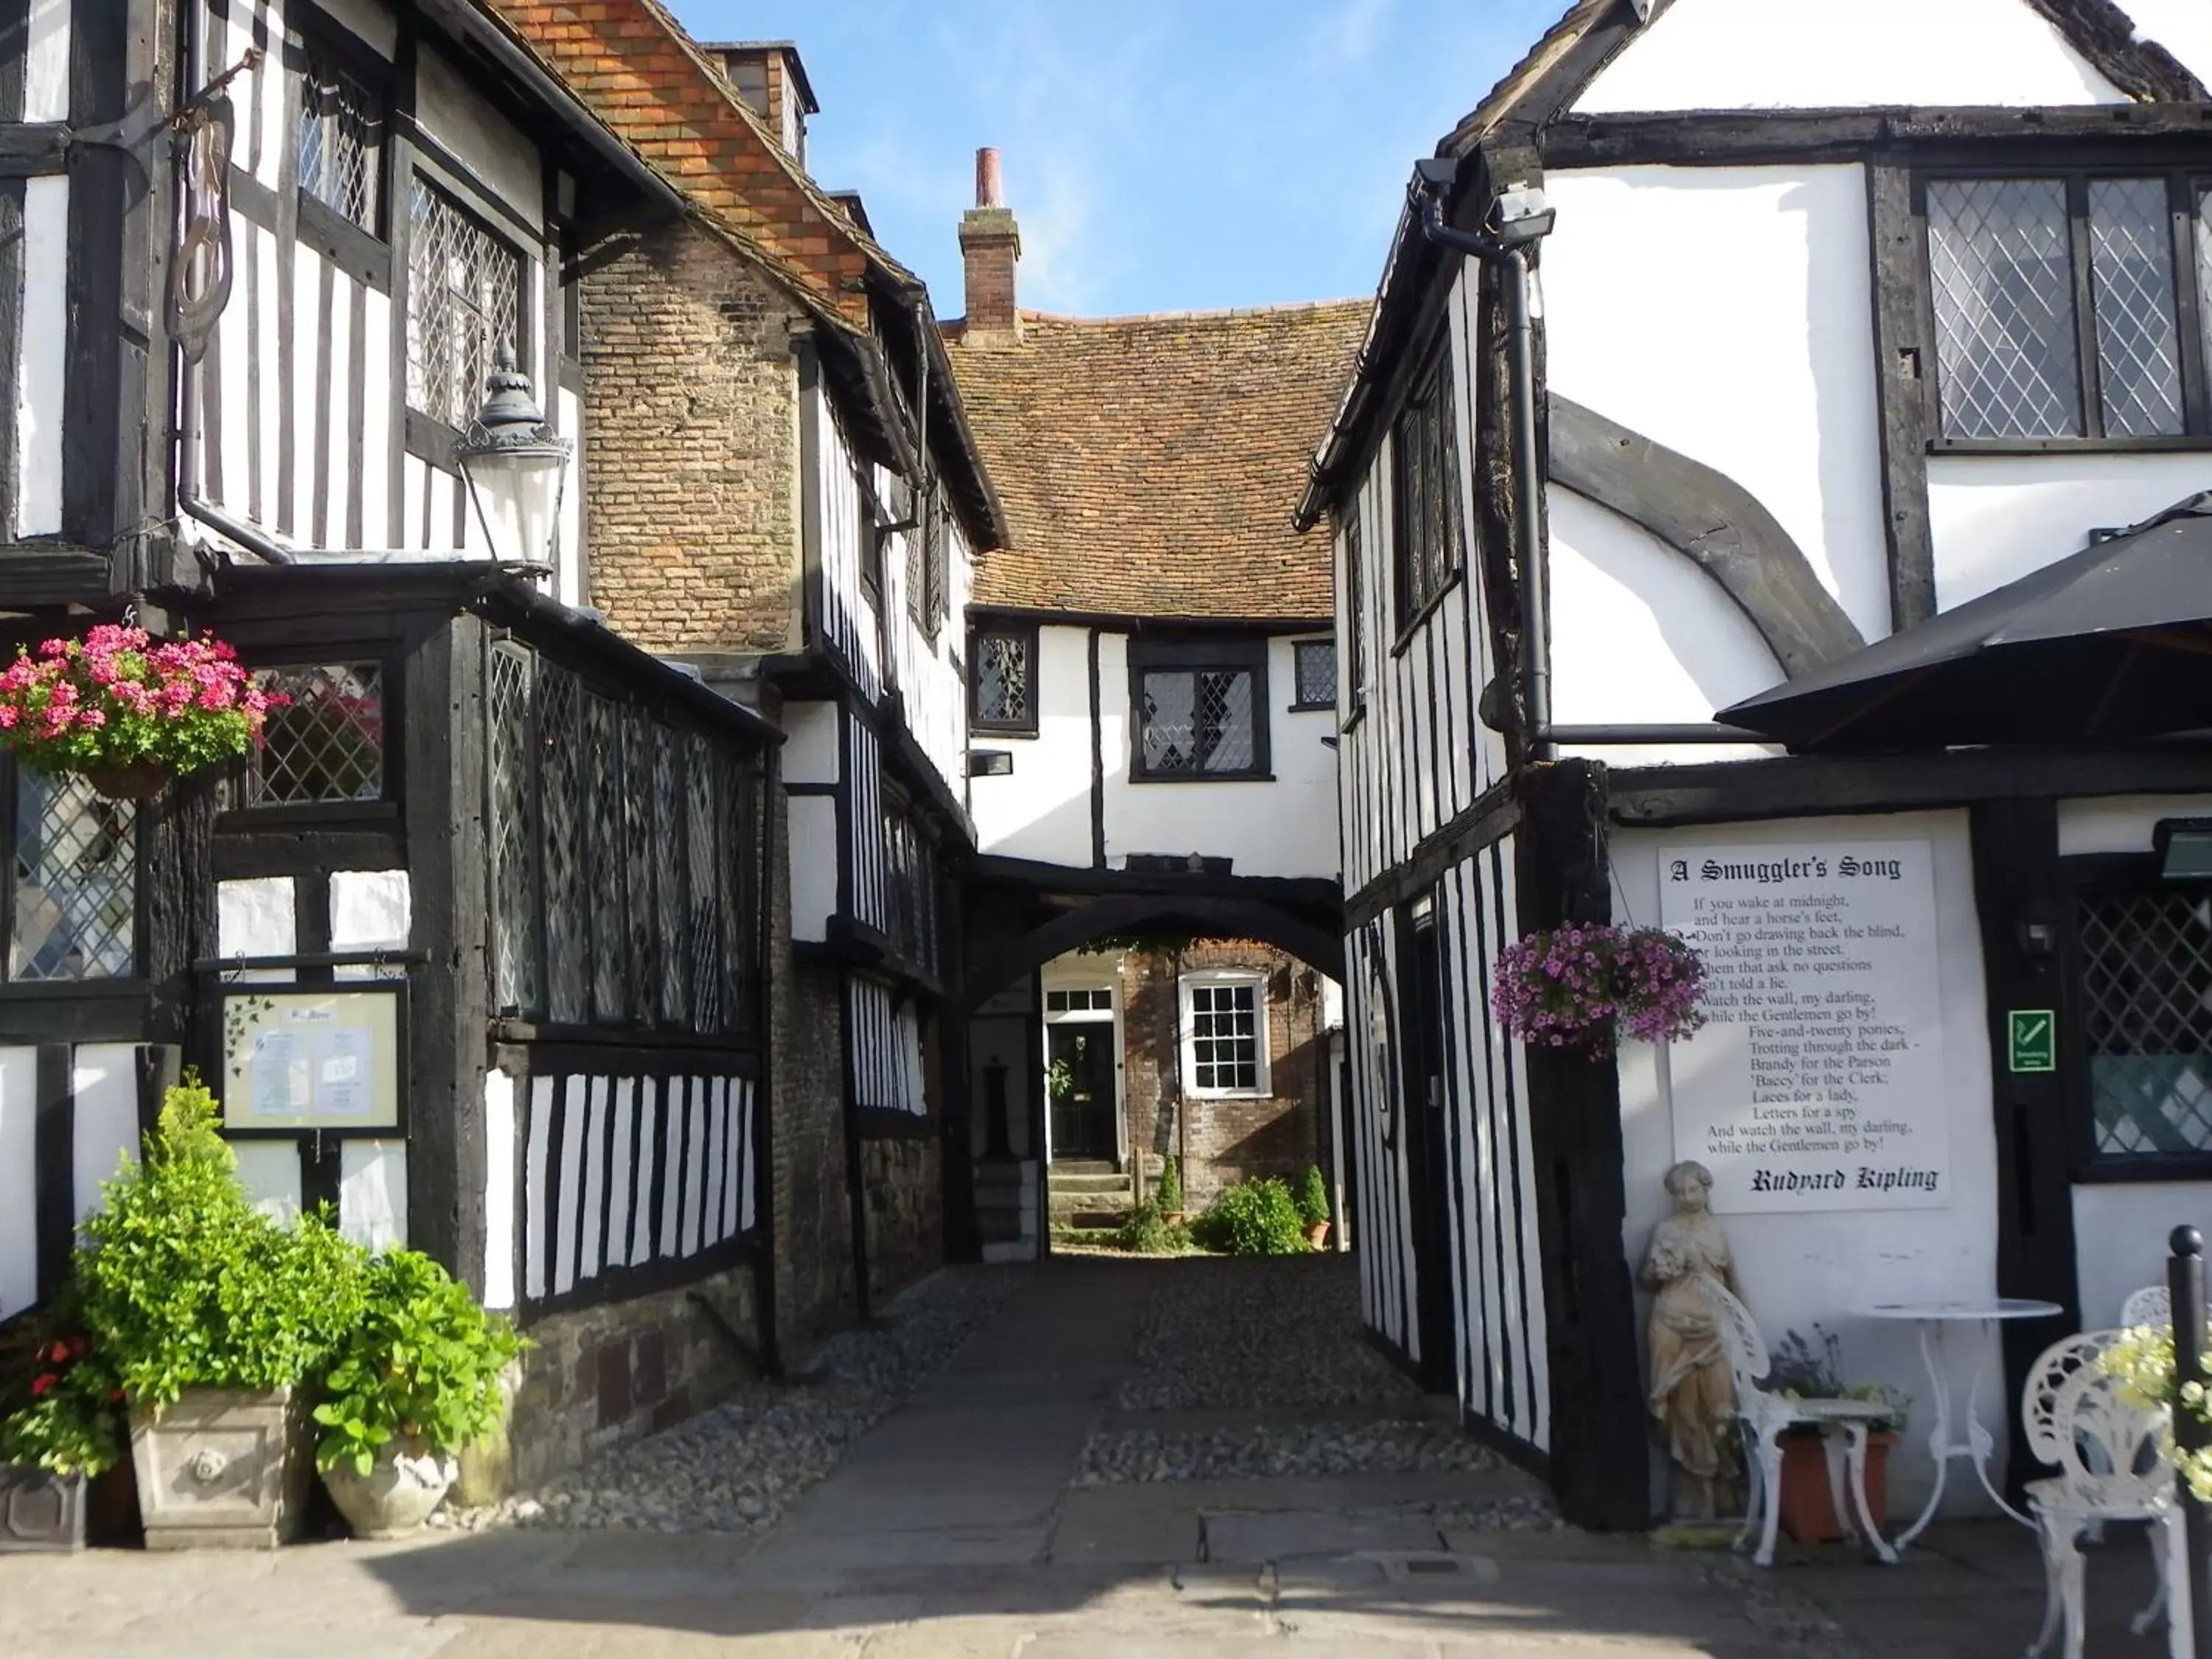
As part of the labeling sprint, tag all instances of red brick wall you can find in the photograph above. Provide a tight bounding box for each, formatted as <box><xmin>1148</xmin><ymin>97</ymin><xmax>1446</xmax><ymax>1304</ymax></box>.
<box><xmin>1118</xmin><ymin>941</ymin><xmax>1323</xmax><ymax>1206</ymax></box>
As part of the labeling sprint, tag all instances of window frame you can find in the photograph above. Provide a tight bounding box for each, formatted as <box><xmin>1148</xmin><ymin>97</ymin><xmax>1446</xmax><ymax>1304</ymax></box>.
<box><xmin>968</xmin><ymin>622</ymin><xmax>1038</xmax><ymax>737</ymax></box>
<box><xmin>1126</xmin><ymin>633</ymin><xmax>1272</xmax><ymax>785</ymax></box>
<box><xmin>1342</xmin><ymin>507</ymin><xmax>1366</xmax><ymax>718</ymax></box>
<box><xmin>1913</xmin><ymin>164</ymin><xmax>2212</xmax><ymax>453</ymax></box>
<box><xmin>403</xmin><ymin>172</ymin><xmax>530</xmax><ymax>448</ymax></box>
<box><xmin>1389</xmin><ymin>331</ymin><xmax>1464</xmax><ymax>634</ymax></box>
<box><xmin>1</xmin><ymin>760</ymin><xmax>144</xmax><ymax>989</ymax></box>
<box><xmin>1180</xmin><ymin>968</ymin><xmax>1270</xmax><ymax>1099</ymax></box>
<box><xmin>288</xmin><ymin>10</ymin><xmax>394</xmax><ymax>273</ymax></box>
<box><xmin>1290</xmin><ymin>637</ymin><xmax>1337</xmax><ymax>713</ymax></box>
<box><xmin>2061</xmin><ymin>852</ymin><xmax>2212</xmax><ymax>1182</ymax></box>
<box><xmin>240</xmin><ymin>660</ymin><xmax>392</xmax><ymax>811</ymax></box>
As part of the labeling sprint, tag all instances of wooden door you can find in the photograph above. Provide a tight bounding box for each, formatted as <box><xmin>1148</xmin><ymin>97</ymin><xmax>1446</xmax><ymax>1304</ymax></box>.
<box><xmin>1399</xmin><ymin>902</ymin><xmax>1457</xmax><ymax>1391</ymax></box>
<box><xmin>1047</xmin><ymin>1022</ymin><xmax>1117</xmax><ymax>1161</ymax></box>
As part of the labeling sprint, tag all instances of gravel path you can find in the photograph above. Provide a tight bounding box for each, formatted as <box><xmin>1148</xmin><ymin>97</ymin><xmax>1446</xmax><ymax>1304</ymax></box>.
<box><xmin>443</xmin><ymin>1265</ymin><xmax>1020</xmax><ymax>1536</ymax></box>
<box><xmin>1113</xmin><ymin>1254</ymin><xmax>1423</xmax><ymax>1411</ymax></box>
<box><xmin>1076</xmin><ymin>1419</ymin><xmax>1500</xmax><ymax>1485</ymax></box>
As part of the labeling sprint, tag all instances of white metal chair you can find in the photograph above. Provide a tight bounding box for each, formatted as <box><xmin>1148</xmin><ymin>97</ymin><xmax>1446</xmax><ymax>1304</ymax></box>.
<box><xmin>2122</xmin><ymin>1284</ymin><xmax>2173</xmax><ymax>1329</ymax></box>
<box><xmin>1700</xmin><ymin>1279</ymin><xmax>1896</xmax><ymax>1568</ymax></box>
<box><xmin>2018</xmin><ymin>1329</ymin><xmax>2184</xmax><ymax>1659</ymax></box>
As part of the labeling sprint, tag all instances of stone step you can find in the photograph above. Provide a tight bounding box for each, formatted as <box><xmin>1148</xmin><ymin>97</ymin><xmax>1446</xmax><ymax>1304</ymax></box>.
<box><xmin>1048</xmin><ymin>1194</ymin><xmax>1132</xmax><ymax>1221</ymax></box>
<box><xmin>1053</xmin><ymin>1159</ymin><xmax>1119</xmax><ymax>1177</ymax></box>
<box><xmin>1052</xmin><ymin>1210</ymin><xmax>1128</xmax><ymax>1231</ymax></box>
<box><xmin>1049</xmin><ymin>1172</ymin><xmax>1133</xmax><ymax>1197</ymax></box>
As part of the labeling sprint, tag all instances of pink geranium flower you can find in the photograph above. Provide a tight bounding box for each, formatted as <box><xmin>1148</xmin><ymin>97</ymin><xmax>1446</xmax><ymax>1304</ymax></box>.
<box><xmin>0</xmin><ymin>624</ymin><xmax>279</xmax><ymax>784</ymax></box>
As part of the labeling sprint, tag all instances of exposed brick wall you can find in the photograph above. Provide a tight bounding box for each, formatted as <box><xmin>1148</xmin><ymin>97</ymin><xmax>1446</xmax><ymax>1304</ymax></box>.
<box><xmin>1119</xmin><ymin>942</ymin><xmax>1324</xmax><ymax>1206</ymax></box>
<box><xmin>860</xmin><ymin>1135</ymin><xmax>939</xmax><ymax>1308</ymax></box>
<box><xmin>580</xmin><ymin>221</ymin><xmax>803</xmax><ymax>656</ymax></box>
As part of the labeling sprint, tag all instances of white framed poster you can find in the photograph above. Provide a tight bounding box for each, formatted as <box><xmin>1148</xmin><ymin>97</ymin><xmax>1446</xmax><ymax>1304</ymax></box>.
<box><xmin>220</xmin><ymin>987</ymin><xmax>403</xmax><ymax>1133</ymax></box>
<box><xmin>1658</xmin><ymin>841</ymin><xmax>1950</xmax><ymax>1214</ymax></box>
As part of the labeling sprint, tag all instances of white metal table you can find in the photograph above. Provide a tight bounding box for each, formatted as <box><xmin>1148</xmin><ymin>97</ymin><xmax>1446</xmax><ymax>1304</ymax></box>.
<box><xmin>1861</xmin><ymin>1298</ymin><xmax>2065</xmax><ymax>1551</ymax></box>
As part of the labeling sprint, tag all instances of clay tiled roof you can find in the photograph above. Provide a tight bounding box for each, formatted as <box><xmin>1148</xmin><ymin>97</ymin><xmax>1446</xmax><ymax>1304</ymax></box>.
<box><xmin>945</xmin><ymin>301</ymin><xmax>1370</xmax><ymax>622</ymax></box>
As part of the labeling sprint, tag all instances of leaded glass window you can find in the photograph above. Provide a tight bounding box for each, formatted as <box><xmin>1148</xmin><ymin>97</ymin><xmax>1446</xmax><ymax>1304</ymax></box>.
<box><xmin>1293</xmin><ymin>639</ymin><xmax>1336</xmax><ymax>711</ymax></box>
<box><xmin>1343</xmin><ymin>508</ymin><xmax>1366</xmax><ymax>711</ymax></box>
<box><xmin>971</xmin><ymin>628</ymin><xmax>1032</xmax><ymax>732</ymax></box>
<box><xmin>297</xmin><ymin>49</ymin><xmax>384</xmax><ymax>233</ymax></box>
<box><xmin>488</xmin><ymin>644</ymin><xmax>539</xmax><ymax>1016</ymax></box>
<box><xmin>1184</xmin><ymin>975</ymin><xmax>1265</xmax><ymax>1096</ymax></box>
<box><xmin>248</xmin><ymin>664</ymin><xmax>383</xmax><ymax>804</ymax></box>
<box><xmin>9</xmin><ymin>771</ymin><xmax>134</xmax><ymax>982</ymax></box>
<box><xmin>406</xmin><ymin>181</ymin><xmax>522</xmax><ymax>431</ymax></box>
<box><xmin>2081</xmin><ymin>891</ymin><xmax>2212</xmax><ymax>1158</ymax></box>
<box><xmin>1138</xmin><ymin>668</ymin><xmax>1258</xmax><ymax>778</ymax></box>
<box><xmin>1924</xmin><ymin>172</ymin><xmax>2212</xmax><ymax>443</ymax></box>
<box><xmin>1391</xmin><ymin>343</ymin><xmax>1462</xmax><ymax>626</ymax></box>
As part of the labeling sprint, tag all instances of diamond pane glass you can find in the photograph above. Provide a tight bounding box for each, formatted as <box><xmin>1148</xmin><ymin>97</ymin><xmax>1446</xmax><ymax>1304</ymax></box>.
<box><xmin>2088</xmin><ymin>179</ymin><xmax>2184</xmax><ymax>438</ymax></box>
<box><xmin>717</xmin><ymin>751</ymin><xmax>750</xmax><ymax>1033</ymax></box>
<box><xmin>1189</xmin><ymin>982</ymin><xmax>1260</xmax><ymax>1093</ymax></box>
<box><xmin>652</xmin><ymin>725</ymin><xmax>686</xmax><ymax>1026</ymax></box>
<box><xmin>1141</xmin><ymin>669</ymin><xmax>1255</xmax><ymax>775</ymax></box>
<box><xmin>683</xmin><ymin>732</ymin><xmax>724</xmax><ymax>1033</ymax></box>
<box><xmin>622</xmin><ymin>709</ymin><xmax>655</xmax><ymax>1023</ymax></box>
<box><xmin>2081</xmin><ymin>891</ymin><xmax>2212</xmax><ymax>1156</ymax></box>
<box><xmin>1928</xmin><ymin>178</ymin><xmax>2081</xmax><ymax>439</ymax></box>
<box><xmin>248</xmin><ymin>664</ymin><xmax>383</xmax><ymax>804</ymax></box>
<box><xmin>488</xmin><ymin>644</ymin><xmax>538</xmax><ymax>1015</ymax></box>
<box><xmin>298</xmin><ymin>52</ymin><xmax>382</xmax><ymax>232</ymax></box>
<box><xmin>538</xmin><ymin>664</ymin><xmax>587</xmax><ymax>1023</ymax></box>
<box><xmin>10</xmin><ymin>771</ymin><xmax>133</xmax><ymax>981</ymax></box>
<box><xmin>406</xmin><ymin>181</ymin><xmax>521</xmax><ymax>431</ymax></box>
<box><xmin>2194</xmin><ymin>188</ymin><xmax>2212</xmax><ymax>410</ymax></box>
<box><xmin>974</xmin><ymin>633</ymin><xmax>1029</xmax><ymax>727</ymax></box>
<box><xmin>1294</xmin><ymin>640</ymin><xmax>1336</xmax><ymax>709</ymax></box>
<box><xmin>582</xmin><ymin>692</ymin><xmax>627</xmax><ymax>1023</ymax></box>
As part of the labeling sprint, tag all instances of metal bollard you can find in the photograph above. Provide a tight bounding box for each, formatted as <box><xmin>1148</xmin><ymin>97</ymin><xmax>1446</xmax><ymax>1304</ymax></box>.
<box><xmin>2170</xmin><ymin>1225</ymin><xmax>2212</xmax><ymax>1659</ymax></box>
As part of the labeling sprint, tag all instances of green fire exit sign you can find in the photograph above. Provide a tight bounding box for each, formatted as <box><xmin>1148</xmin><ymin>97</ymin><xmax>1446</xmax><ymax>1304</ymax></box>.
<box><xmin>2008</xmin><ymin>1010</ymin><xmax>2056</xmax><ymax>1074</ymax></box>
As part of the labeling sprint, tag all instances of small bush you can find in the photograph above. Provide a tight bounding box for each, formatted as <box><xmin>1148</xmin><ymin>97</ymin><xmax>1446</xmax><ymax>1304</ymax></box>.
<box><xmin>1156</xmin><ymin>1155</ymin><xmax>1184</xmax><ymax>1214</ymax></box>
<box><xmin>1191</xmin><ymin>1178</ymin><xmax>1307</xmax><ymax>1256</ymax></box>
<box><xmin>1113</xmin><ymin>1200</ymin><xmax>1192</xmax><ymax>1256</ymax></box>
<box><xmin>1298</xmin><ymin>1165</ymin><xmax>1331</xmax><ymax>1228</ymax></box>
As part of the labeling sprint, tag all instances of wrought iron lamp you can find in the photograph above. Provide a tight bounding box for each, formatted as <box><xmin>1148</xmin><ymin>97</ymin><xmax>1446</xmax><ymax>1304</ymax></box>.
<box><xmin>453</xmin><ymin>341</ymin><xmax>571</xmax><ymax>570</ymax></box>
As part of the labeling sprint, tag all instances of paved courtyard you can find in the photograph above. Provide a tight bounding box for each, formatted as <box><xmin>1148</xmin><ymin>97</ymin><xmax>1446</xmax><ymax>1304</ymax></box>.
<box><xmin>0</xmin><ymin>1256</ymin><xmax>2183</xmax><ymax>1656</ymax></box>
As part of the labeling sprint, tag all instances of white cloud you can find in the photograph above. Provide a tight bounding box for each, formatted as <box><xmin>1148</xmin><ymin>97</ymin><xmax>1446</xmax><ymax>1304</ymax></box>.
<box><xmin>1305</xmin><ymin>0</ymin><xmax>1397</xmax><ymax>68</ymax></box>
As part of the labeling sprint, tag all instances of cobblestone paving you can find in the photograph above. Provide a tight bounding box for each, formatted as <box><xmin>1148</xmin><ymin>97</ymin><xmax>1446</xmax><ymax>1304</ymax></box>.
<box><xmin>446</xmin><ymin>1265</ymin><xmax>1022</xmax><ymax>1536</ymax></box>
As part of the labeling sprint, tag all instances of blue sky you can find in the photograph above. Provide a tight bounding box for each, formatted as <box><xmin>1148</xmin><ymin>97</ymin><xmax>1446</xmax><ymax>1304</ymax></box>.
<box><xmin>668</xmin><ymin>0</ymin><xmax>1567</xmax><ymax>319</ymax></box>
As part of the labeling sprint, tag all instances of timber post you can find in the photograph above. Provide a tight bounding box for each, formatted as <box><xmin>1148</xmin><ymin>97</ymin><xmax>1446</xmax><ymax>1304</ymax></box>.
<box><xmin>2171</xmin><ymin>1225</ymin><xmax>2211</xmax><ymax>1659</ymax></box>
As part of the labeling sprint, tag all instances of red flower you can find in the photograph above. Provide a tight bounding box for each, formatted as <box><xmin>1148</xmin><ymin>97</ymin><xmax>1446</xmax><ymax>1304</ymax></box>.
<box><xmin>29</xmin><ymin>1374</ymin><xmax>57</xmax><ymax>1397</ymax></box>
<box><xmin>108</xmin><ymin>1388</ymin><xmax>125</xmax><ymax>1403</ymax></box>
<box><xmin>46</xmin><ymin>1342</ymin><xmax>69</xmax><ymax>1365</ymax></box>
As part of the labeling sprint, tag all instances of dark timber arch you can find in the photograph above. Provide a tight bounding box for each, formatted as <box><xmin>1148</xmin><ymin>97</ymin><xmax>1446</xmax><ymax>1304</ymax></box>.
<box><xmin>959</xmin><ymin>890</ymin><xmax>1345</xmax><ymax>1018</ymax></box>
<box><xmin>1550</xmin><ymin>395</ymin><xmax>1865</xmax><ymax>678</ymax></box>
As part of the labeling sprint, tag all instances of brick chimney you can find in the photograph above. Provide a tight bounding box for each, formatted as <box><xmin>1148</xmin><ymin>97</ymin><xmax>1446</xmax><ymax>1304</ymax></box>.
<box><xmin>959</xmin><ymin>147</ymin><xmax>1021</xmax><ymax>345</ymax></box>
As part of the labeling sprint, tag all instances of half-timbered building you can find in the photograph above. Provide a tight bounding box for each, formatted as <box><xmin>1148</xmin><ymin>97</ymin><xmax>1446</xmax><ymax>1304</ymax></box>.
<box><xmin>1301</xmin><ymin>0</ymin><xmax>2212</xmax><ymax>1528</ymax></box>
<box><xmin>0</xmin><ymin>0</ymin><xmax>785</xmax><ymax>1485</ymax></box>
<box><xmin>942</xmin><ymin>153</ymin><xmax>1366</xmax><ymax>1255</ymax></box>
<box><xmin>493</xmin><ymin>9</ymin><xmax>1006</xmax><ymax>1331</ymax></box>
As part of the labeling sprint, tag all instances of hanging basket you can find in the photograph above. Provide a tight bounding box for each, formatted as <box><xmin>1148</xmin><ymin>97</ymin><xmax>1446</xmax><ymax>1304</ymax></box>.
<box><xmin>1491</xmin><ymin>923</ymin><xmax>1709</xmax><ymax>1051</ymax></box>
<box><xmin>81</xmin><ymin>759</ymin><xmax>174</xmax><ymax>801</ymax></box>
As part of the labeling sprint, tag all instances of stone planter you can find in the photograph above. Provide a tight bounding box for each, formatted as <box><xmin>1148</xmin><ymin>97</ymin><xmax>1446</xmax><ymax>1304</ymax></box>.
<box><xmin>128</xmin><ymin>1388</ymin><xmax>311</xmax><ymax>1549</ymax></box>
<box><xmin>1777</xmin><ymin>1428</ymin><xmax>1896</xmax><ymax>1545</ymax></box>
<box><xmin>1305</xmin><ymin>1221</ymin><xmax>1332</xmax><ymax>1250</ymax></box>
<box><xmin>323</xmin><ymin>1438</ymin><xmax>457</xmax><ymax>1540</ymax></box>
<box><xmin>0</xmin><ymin>1464</ymin><xmax>87</xmax><ymax>1554</ymax></box>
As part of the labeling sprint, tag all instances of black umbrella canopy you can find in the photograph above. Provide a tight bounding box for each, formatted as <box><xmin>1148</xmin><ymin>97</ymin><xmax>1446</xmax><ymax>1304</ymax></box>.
<box><xmin>1718</xmin><ymin>493</ymin><xmax>2212</xmax><ymax>752</ymax></box>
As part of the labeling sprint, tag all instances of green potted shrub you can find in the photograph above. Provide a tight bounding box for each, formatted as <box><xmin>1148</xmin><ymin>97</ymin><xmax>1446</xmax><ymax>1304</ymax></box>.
<box><xmin>313</xmin><ymin>1249</ymin><xmax>524</xmax><ymax>1538</ymax></box>
<box><xmin>1156</xmin><ymin>1155</ymin><xmax>1186</xmax><ymax>1225</ymax></box>
<box><xmin>1297</xmin><ymin>1166</ymin><xmax>1332</xmax><ymax>1250</ymax></box>
<box><xmin>0</xmin><ymin>1287</ymin><xmax>123</xmax><ymax>1554</ymax></box>
<box><xmin>77</xmin><ymin>1076</ymin><xmax>367</xmax><ymax>1548</ymax></box>
<box><xmin>1190</xmin><ymin>1177</ymin><xmax>1308</xmax><ymax>1256</ymax></box>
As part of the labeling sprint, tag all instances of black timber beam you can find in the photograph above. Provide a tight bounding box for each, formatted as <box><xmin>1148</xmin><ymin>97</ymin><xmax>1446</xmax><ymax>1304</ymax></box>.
<box><xmin>1543</xmin><ymin>105</ymin><xmax>2212</xmax><ymax>169</ymax></box>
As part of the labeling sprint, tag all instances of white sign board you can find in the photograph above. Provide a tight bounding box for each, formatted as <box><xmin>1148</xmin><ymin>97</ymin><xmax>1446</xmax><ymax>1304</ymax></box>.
<box><xmin>1658</xmin><ymin>841</ymin><xmax>1949</xmax><ymax>1214</ymax></box>
<box><xmin>220</xmin><ymin>989</ymin><xmax>402</xmax><ymax>1133</ymax></box>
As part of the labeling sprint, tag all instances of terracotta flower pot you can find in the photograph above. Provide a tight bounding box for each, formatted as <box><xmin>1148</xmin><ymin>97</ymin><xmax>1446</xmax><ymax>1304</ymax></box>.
<box><xmin>1776</xmin><ymin>1428</ymin><xmax>1896</xmax><ymax>1545</ymax></box>
<box><xmin>82</xmin><ymin>759</ymin><xmax>173</xmax><ymax>801</ymax></box>
<box><xmin>1162</xmin><ymin>1211</ymin><xmax>1185</xmax><ymax>1226</ymax></box>
<box><xmin>1306</xmin><ymin>1221</ymin><xmax>1332</xmax><ymax>1250</ymax></box>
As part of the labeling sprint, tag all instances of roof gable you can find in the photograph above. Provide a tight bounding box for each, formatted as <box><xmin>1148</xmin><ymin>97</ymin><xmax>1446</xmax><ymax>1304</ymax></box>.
<box><xmin>1572</xmin><ymin>0</ymin><xmax>2129</xmax><ymax>114</ymax></box>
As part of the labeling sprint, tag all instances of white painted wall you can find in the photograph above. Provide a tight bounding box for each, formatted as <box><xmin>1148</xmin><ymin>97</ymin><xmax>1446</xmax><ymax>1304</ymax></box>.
<box><xmin>0</xmin><ymin>1048</ymin><xmax>35</xmax><ymax>1319</ymax></box>
<box><xmin>17</xmin><ymin>175</ymin><xmax>67</xmax><ymax>538</ymax></box>
<box><xmin>414</xmin><ymin>44</ymin><xmax>542</xmax><ymax>223</ymax></box>
<box><xmin>1614</xmin><ymin>810</ymin><xmax>2004</xmax><ymax>1513</ymax></box>
<box><xmin>1927</xmin><ymin>454</ymin><xmax>2212</xmax><ymax>611</ymax></box>
<box><xmin>1549</xmin><ymin>487</ymin><xmax>1784</xmax><ymax>768</ymax></box>
<box><xmin>788</xmin><ymin>794</ymin><xmax>836</xmax><ymax>943</ymax></box>
<box><xmin>972</xmin><ymin>624</ymin><xmax>1096</xmax><ymax>867</ymax></box>
<box><xmin>1543</xmin><ymin>164</ymin><xmax>1891</xmax><ymax>649</ymax></box>
<box><xmin>2055</xmin><ymin>791</ymin><xmax>2212</xmax><ymax>1328</ymax></box>
<box><xmin>1572</xmin><ymin>0</ymin><xmax>2124</xmax><ymax>114</ymax></box>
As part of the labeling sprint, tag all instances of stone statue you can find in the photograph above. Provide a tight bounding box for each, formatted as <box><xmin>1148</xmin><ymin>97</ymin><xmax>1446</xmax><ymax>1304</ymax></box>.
<box><xmin>1640</xmin><ymin>1159</ymin><xmax>1742</xmax><ymax>1520</ymax></box>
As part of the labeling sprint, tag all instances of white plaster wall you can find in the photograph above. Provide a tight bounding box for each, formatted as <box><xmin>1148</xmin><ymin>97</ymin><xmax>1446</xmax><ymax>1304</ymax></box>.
<box><xmin>414</xmin><ymin>45</ymin><xmax>542</xmax><ymax>223</ymax></box>
<box><xmin>0</xmin><ymin>1048</ymin><xmax>35</xmax><ymax>1319</ymax></box>
<box><xmin>1543</xmin><ymin>165</ymin><xmax>1891</xmax><ymax>647</ymax></box>
<box><xmin>70</xmin><ymin>1046</ymin><xmax>139</xmax><ymax>1226</ymax></box>
<box><xmin>483</xmin><ymin>1070</ymin><xmax>516</xmax><ymax>1311</ymax></box>
<box><xmin>17</xmin><ymin>175</ymin><xmax>67</xmax><ymax>538</ymax></box>
<box><xmin>971</xmin><ymin>624</ymin><xmax>1095</xmax><ymax>867</ymax></box>
<box><xmin>1102</xmin><ymin>634</ymin><xmax>1340</xmax><ymax>880</ymax></box>
<box><xmin>1573</xmin><ymin>0</ymin><xmax>2123</xmax><ymax>114</ymax></box>
<box><xmin>1614</xmin><ymin>810</ymin><xmax>2003</xmax><ymax>1512</ymax></box>
<box><xmin>782</xmin><ymin>700</ymin><xmax>840</xmax><ymax>787</ymax></box>
<box><xmin>339</xmin><ymin>1141</ymin><xmax>408</xmax><ymax>1251</ymax></box>
<box><xmin>1927</xmin><ymin>454</ymin><xmax>2212</xmax><ymax>611</ymax></box>
<box><xmin>232</xmin><ymin>1141</ymin><xmax>303</xmax><ymax>1223</ymax></box>
<box><xmin>787</xmin><ymin>793</ymin><xmax>836</xmax><ymax>943</ymax></box>
<box><xmin>332</xmin><ymin>869</ymin><xmax>409</xmax><ymax>979</ymax></box>
<box><xmin>2056</xmin><ymin>791</ymin><xmax>2212</xmax><ymax>1327</ymax></box>
<box><xmin>1549</xmin><ymin>487</ymin><xmax>1785</xmax><ymax>768</ymax></box>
